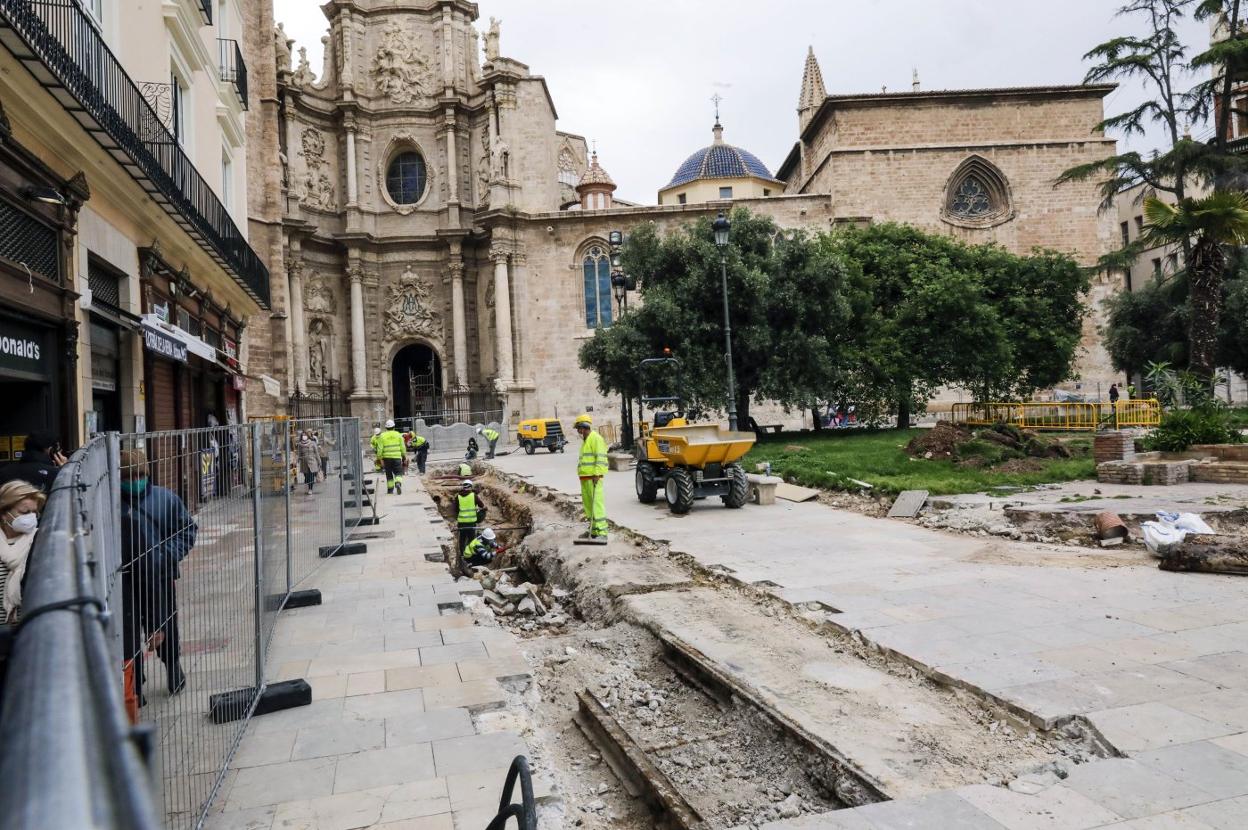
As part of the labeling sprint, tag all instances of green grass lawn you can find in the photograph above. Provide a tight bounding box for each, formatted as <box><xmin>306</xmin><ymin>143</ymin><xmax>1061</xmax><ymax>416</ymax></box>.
<box><xmin>743</xmin><ymin>429</ymin><xmax>1096</xmax><ymax>496</ymax></box>
<box><xmin>1230</xmin><ymin>407</ymin><xmax>1248</xmax><ymax>430</ymax></box>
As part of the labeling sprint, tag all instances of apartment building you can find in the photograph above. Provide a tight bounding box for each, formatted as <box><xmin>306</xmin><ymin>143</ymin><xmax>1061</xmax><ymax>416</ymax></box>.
<box><xmin>0</xmin><ymin>0</ymin><xmax>269</xmax><ymax>454</ymax></box>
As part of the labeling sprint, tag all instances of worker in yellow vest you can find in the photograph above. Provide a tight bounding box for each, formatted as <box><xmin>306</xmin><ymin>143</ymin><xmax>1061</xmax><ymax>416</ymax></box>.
<box><xmin>370</xmin><ymin>427</ymin><xmax>383</xmax><ymax>471</ymax></box>
<box><xmin>455</xmin><ymin>479</ymin><xmax>487</xmax><ymax>553</ymax></box>
<box><xmin>409</xmin><ymin>432</ymin><xmax>429</xmax><ymax>474</ymax></box>
<box><xmin>574</xmin><ymin>413</ymin><xmax>608</xmax><ymax>541</ymax></box>
<box><xmin>478</xmin><ymin>426</ymin><xmax>500</xmax><ymax>459</ymax></box>
<box><xmin>377</xmin><ymin>419</ymin><xmax>407</xmax><ymax>495</ymax></box>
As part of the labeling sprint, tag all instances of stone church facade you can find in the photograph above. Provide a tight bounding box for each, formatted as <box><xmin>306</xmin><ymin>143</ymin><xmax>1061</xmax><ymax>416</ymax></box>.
<box><xmin>249</xmin><ymin>0</ymin><xmax>1121</xmax><ymax>429</ymax></box>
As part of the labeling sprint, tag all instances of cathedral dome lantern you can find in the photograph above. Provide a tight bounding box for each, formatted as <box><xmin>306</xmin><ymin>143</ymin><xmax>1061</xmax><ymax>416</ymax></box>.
<box><xmin>576</xmin><ymin>150</ymin><xmax>617</xmax><ymax>211</ymax></box>
<box><xmin>658</xmin><ymin>120</ymin><xmax>783</xmax><ymax>206</ymax></box>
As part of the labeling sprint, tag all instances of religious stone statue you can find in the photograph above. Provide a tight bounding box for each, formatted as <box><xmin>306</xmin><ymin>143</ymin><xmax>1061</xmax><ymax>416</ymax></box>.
<box><xmin>490</xmin><ymin>138</ymin><xmax>510</xmax><ymax>181</ymax></box>
<box><xmin>371</xmin><ymin>20</ymin><xmax>430</xmax><ymax>104</ymax></box>
<box><xmin>484</xmin><ymin>17</ymin><xmax>501</xmax><ymax>61</ymax></box>
<box><xmin>292</xmin><ymin>46</ymin><xmax>315</xmax><ymax>86</ymax></box>
<box><xmin>308</xmin><ymin>339</ymin><xmax>324</xmax><ymax>381</ymax></box>
<box><xmin>275</xmin><ymin>24</ymin><xmax>292</xmax><ymax>74</ymax></box>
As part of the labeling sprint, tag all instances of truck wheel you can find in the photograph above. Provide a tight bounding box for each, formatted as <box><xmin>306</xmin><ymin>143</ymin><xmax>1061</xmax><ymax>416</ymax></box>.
<box><xmin>523</xmin><ymin>440</ymin><xmax>535</xmax><ymax>455</ymax></box>
<box><xmin>635</xmin><ymin>461</ymin><xmax>659</xmax><ymax>503</ymax></box>
<box><xmin>664</xmin><ymin>468</ymin><xmax>695</xmax><ymax>514</ymax></box>
<box><xmin>549</xmin><ymin>444</ymin><xmax>559</xmax><ymax>453</ymax></box>
<box><xmin>722</xmin><ymin>464</ymin><xmax>749</xmax><ymax>508</ymax></box>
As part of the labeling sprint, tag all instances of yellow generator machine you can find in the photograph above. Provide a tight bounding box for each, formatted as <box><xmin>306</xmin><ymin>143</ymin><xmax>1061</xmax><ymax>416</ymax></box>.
<box><xmin>633</xmin><ymin>357</ymin><xmax>756</xmax><ymax>514</ymax></box>
<box><xmin>516</xmin><ymin>418</ymin><xmax>567</xmax><ymax>455</ymax></box>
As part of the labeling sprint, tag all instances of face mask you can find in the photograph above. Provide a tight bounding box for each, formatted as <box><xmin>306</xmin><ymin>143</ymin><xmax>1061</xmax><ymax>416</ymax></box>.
<box><xmin>121</xmin><ymin>478</ymin><xmax>147</xmax><ymax>495</ymax></box>
<box><xmin>8</xmin><ymin>513</ymin><xmax>37</xmax><ymax>535</ymax></box>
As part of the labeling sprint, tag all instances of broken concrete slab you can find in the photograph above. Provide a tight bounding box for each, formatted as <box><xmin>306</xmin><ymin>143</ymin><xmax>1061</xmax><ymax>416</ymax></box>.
<box><xmin>888</xmin><ymin>489</ymin><xmax>930</xmax><ymax>518</ymax></box>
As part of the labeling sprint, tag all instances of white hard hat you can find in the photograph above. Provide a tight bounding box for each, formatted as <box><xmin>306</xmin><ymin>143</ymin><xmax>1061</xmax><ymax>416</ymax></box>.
<box><xmin>385</xmin><ymin>419</ymin><xmax>395</xmax><ymax>429</ymax></box>
<box><xmin>476</xmin><ymin>426</ymin><xmax>484</xmax><ymax>433</ymax></box>
<box><xmin>481</xmin><ymin>528</ymin><xmax>496</xmax><ymax>541</ymax></box>
<box><xmin>373</xmin><ymin>427</ymin><xmax>381</xmax><ymax>435</ymax></box>
<box><xmin>461</xmin><ymin>479</ymin><xmax>473</xmax><ymax>488</ymax></box>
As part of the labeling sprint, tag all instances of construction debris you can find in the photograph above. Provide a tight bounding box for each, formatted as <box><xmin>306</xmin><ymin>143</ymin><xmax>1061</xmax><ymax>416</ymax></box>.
<box><xmin>1158</xmin><ymin>534</ymin><xmax>1248</xmax><ymax>576</ymax></box>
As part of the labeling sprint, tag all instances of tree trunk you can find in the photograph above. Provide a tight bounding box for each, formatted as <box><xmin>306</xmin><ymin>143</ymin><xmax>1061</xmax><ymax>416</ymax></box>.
<box><xmin>811</xmin><ymin>406</ymin><xmax>823</xmax><ymax>432</ymax></box>
<box><xmin>896</xmin><ymin>380</ymin><xmax>912</xmax><ymax>430</ymax></box>
<box><xmin>1188</xmin><ymin>239</ymin><xmax>1225</xmax><ymax>384</ymax></box>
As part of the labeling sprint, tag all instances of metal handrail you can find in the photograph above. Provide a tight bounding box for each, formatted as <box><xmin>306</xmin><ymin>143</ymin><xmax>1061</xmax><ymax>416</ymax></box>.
<box><xmin>217</xmin><ymin>37</ymin><xmax>247</xmax><ymax>109</ymax></box>
<box><xmin>485</xmin><ymin>755</ymin><xmax>538</xmax><ymax>830</ymax></box>
<box><xmin>0</xmin><ymin>0</ymin><xmax>270</xmax><ymax>306</ymax></box>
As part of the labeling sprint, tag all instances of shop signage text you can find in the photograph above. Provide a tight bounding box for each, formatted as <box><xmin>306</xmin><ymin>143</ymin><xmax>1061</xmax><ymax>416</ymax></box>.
<box><xmin>143</xmin><ymin>326</ymin><xmax>188</xmax><ymax>363</ymax></box>
<box><xmin>0</xmin><ymin>319</ymin><xmax>51</xmax><ymax>378</ymax></box>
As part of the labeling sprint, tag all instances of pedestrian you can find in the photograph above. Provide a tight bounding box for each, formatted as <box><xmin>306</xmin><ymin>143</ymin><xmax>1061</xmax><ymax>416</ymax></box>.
<box><xmin>377</xmin><ymin>419</ymin><xmax>407</xmax><ymax>495</ymax></box>
<box><xmin>410</xmin><ymin>431</ymin><xmax>429</xmax><ymax>474</ymax></box>
<box><xmin>465</xmin><ymin>435</ymin><xmax>479</xmax><ymax>460</ymax></box>
<box><xmin>0</xmin><ymin>480</ymin><xmax>46</xmax><ymax>624</ymax></box>
<box><xmin>316</xmin><ymin>428</ymin><xmax>333</xmax><ymax>476</ymax></box>
<box><xmin>296</xmin><ymin>431</ymin><xmax>320</xmax><ymax>494</ymax></box>
<box><xmin>370</xmin><ymin>426</ymin><xmax>383</xmax><ymax>472</ymax></box>
<box><xmin>478</xmin><ymin>425</ymin><xmax>500</xmax><ymax>459</ymax></box>
<box><xmin>459</xmin><ymin>527</ymin><xmax>498</xmax><ymax>576</ymax></box>
<box><xmin>1108</xmin><ymin>383</ymin><xmax>1120</xmax><ymax>404</ymax></box>
<box><xmin>573</xmin><ymin>413</ymin><xmax>609</xmax><ymax>541</ymax></box>
<box><xmin>119</xmin><ymin>448</ymin><xmax>195</xmax><ymax>701</ymax></box>
<box><xmin>454</xmin><ymin>479</ymin><xmax>488</xmax><ymax>553</ymax></box>
<box><xmin>0</xmin><ymin>430</ymin><xmax>66</xmax><ymax>493</ymax></box>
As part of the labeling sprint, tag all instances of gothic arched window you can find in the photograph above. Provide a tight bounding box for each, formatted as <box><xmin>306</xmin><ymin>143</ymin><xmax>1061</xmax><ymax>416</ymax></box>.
<box><xmin>942</xmin><ymin>155</ymin><xmax>1013</xmax><ymax>228</ymax></box>
<box><xmin>582</xmin><ymin>245</ymin><xmax>613</xmax><ymax>329</ymax></box>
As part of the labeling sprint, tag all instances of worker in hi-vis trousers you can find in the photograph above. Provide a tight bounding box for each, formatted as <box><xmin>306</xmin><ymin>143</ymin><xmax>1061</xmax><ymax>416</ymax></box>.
<box><xmin>478</xmin><ymin>426</ymin><xmax>500</xmax><ymax>459</ymax></box>
<box><xmin>455</xmin><ymin>479</ymin><xmax>487</xmax><ymax>553</ymax></box>
<box><xmin>573</xmin><ymin>413</ymin><xmax>609</xmax><ymax>540</ymax></box>
<box><xmin>370</xmin><ymin>427</ymin><xmax>383</xmax><ymax>471</ymax></box>
<box><xmin>377</xmin><ymin>420</ymin><xmax>407</xmax><ymax>495</ymax></box>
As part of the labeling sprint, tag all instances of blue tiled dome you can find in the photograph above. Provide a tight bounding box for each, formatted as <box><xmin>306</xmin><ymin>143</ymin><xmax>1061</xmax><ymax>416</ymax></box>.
<box><xmin>666</xmin><ymin>124</ymin><xmax>780</xmax><ymax>188</ymax></box>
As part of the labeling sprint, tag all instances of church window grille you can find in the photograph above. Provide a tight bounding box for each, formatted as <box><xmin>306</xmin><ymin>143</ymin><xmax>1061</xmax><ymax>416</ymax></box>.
<box><xmin>582</xmin><ymin>246</ymin><xmax>613</xmax><ymax>329</ymax></box>
<box><xmin>386</xmin><ymin>152</ymin><xmax>427</xmax><ymax>205</ymax></box>
<box><xmin>941</xmin><ymin>155</ymin><xmax>1013</xmax><ymax>228</ymax></box>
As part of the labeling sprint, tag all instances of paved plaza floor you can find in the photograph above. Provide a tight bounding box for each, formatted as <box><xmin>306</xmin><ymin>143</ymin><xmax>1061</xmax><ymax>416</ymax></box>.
<box><xmin>204</xmin><ymin>474</ymin><xmax>536</xmax><ymax>830</ymax></box>
<box><xmin>491</xmin><ymin>450</ymin><xmax>1248</xmax><ymax>829</ymax></box>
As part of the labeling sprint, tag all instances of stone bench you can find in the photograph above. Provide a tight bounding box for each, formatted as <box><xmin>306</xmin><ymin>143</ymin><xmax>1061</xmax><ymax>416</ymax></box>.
<box><xmin>607</xmin><ymin>452</ymin><xmax>633</xmax><ymax>472</ymax></box>
<box><xmin>746</xmin><ymin>473</ymin><xmax>783</xmax><ymax>505</ymax></box>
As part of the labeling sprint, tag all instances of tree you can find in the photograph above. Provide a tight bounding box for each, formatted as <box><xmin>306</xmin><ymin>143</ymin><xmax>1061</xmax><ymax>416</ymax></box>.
<box><xmin>578</xmin><ymin>209</ymin><xmax>857</xmax><ymax>429</ymax></box>
<box><xmin>1139</xmin><ymin>191</ymin><xmax>1248</xmax><ymax>376</ymax></box>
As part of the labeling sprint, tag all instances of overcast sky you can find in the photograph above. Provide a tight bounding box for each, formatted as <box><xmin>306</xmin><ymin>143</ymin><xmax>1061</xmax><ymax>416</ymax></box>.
<box><xmin>274</xmin><ymin>0</ymin><xmax>1211</xmax><ymax>205</ymax></box>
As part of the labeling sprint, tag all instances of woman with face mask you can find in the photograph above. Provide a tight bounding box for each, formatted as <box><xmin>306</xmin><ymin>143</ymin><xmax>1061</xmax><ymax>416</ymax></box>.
<box><xmin>0</xmin><ymin>480</ymin><xmax>47</xmax><ymax>624</ymax></box>
<box><xmin>296</xmin><ymin>431</ymin><xmax>321</xmax><ymax>494</ymax></box>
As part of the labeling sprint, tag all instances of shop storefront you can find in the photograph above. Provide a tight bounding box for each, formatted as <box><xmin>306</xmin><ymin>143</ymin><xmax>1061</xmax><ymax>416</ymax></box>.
<box><xmin>0</xmin><ymin>115</ymin><xmax>86</xmax><ymax>454</ymax></box>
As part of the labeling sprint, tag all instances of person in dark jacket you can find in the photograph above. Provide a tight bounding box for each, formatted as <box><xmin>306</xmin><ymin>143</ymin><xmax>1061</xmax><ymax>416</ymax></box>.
<box><xmin>119</xmin><ymin>448</ymin><xmax>196</xmax><ymax>701</ymax></box>
<box><xmin>0</xmin><ymin>431</ymin><xmax>66</xmax><ymax>493</ymax></box>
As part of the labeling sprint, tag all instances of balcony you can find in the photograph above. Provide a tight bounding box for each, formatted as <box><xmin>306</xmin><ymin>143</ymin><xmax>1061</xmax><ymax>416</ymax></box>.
<box><xmin>0</xmin><ymin>0</ymin><xmax>270</xmax><ymax>307</ymax></box>
<box><xmin>217</xmin><ymin>37</ymin><xmax>247</xmax><ymax>110</ymax></box>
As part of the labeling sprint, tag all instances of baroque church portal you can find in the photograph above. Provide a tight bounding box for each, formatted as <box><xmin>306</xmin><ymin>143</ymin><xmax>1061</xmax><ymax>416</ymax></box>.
<box><xmin>259</xmin><ymin>1</ymin><xmax>1119</xmax><ymax>429</ymax></box>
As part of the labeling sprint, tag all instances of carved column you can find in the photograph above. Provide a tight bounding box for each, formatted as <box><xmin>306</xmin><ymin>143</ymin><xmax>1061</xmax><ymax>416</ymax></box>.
<box><xmin>490</xmin><ymin>247</ymin><xmax>514</xmax><ymax>386</ymax></box>
<box><xmin>444</xmin><ymin>114</ymin><xmax>459</xmax><ymax>205</ymax></box>
<box><xmin>511</xmin><ymin>251</ymin><xmax>529</xmax><ymax>384</ymax></box>
<box><xmin>348</xmin><ymin>263</ymin><xmax>369</xmax><ymax>397</ymax></box>
<box><xmin>288</xmin><ymin>258</ymin><xmax>308</xmax><ymax>395</ymax></box>
<box><xmin>440</xmin><ymin>5</ymin><xmax>455</xmax><ymax>93</ymax></box>
<box><xmin>448</xmin><ymin>243</ymin><xmax>468</xmax><ymax>387</ymax></box>
<box><xmin>345</xmin><ymin>126</ymin><xmax>358</xmax><ymax>207</ymax></box>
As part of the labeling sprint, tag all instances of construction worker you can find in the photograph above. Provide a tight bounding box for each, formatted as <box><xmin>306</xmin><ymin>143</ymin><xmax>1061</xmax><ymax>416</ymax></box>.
<box><xmin>458</xmin><ymin>461</ymin><xmax>473</xmax><ymax>477</ymax></box>
<box><xmin>574</xmin><ymin>413</ymin><xmax>609</xmax><ymax>540</ymax></box>
<box><xmin>377</xmin><ymin>419</ymin><xmax>407</xmax><ymax>495</ymax></box>
<box><xmin>462</xmin><ymin>527</ymin><xmax>499</xmax><ymax>570</ymax></box>
<box><xmin>478</xmin><ymin>425</ymin><xmax>500</xmax><ymax>459</ymax></box>
<box><xmin>409</xmin><ymin>431</ymin><xmax>429</xmax><ymax>474</ymax></box>
<box><xmin>370</xmin><ymin>427</ymin><xmax>383</xmax><ymax>471</ymax></box>
<box><xmin>455</xmin><ymin>479</ymin><xmax>487</xmax><ymax>553</ymax></box>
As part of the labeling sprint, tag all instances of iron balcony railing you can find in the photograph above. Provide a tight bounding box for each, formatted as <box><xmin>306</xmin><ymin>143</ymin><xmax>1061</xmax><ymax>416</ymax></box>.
<box><xmin>0</xmin><ymin>0</ymin><xmax>270</xmax><ymax>307</ymax></box>
<box><xmin>197</xmin><ymin>0</ymin><xmax>212</xmax><ymax>25</ymax></box>
<box><xmin>217</xmin><ymin>37</ymin><xmax>247</xmax><ymax>110</ymax></box>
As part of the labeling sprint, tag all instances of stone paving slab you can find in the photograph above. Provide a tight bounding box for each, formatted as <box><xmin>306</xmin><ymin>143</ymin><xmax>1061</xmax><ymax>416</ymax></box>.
<box><xmin>493</xmin><ymin>451</ymin><xmax>1248</xmax><ymax>829</ymax></box>
<box><xmin>204</xmin><ymin>475</ymin><xmax>541</xmax><ymax>830</ymax></box>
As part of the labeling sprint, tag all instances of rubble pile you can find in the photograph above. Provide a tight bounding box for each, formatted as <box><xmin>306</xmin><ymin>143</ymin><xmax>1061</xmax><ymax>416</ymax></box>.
<box><xmin>477</xmin><ymin>569</ymin><xmax>574</xmax><ymax>632</ymax></box>
<box><xmin>906</xmin><ymin>422</ymin><xmax>1073</xmax><ymax>469</ymax></box>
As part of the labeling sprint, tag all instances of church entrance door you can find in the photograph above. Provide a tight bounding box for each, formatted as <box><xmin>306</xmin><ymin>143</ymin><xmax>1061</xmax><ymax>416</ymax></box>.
<box><xmin>392</xmin><ymin>343</ymin><xmax>442</xmax><ymax>421</ymax></box>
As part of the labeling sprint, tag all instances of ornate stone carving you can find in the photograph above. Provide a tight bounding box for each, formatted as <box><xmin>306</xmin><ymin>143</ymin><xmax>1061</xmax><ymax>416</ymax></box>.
<box><xmin>299</xmin><ymin>128</ymin><xmax>335</xmax><ymax>211</ymax></box>
<box><xmin>275</xmin><ymin>23</ymin><xmax>292</xmax><ymax>74</ymax></box>
<box><xmin>483</xmin><ymin>17</ymin><xmax>501</xmax><ymax>61</ymax></box>
<box><xmin>490</xmin><ymin>137</ymin><xmax>510</xmax><ymax>181</ymax></box>
<box><xmin>478</xmin><ymin>131</ymin><xmax>491</xmax><ymax>207</ymax></box>
<box><xmin>385</xmin><ymin>266</ymin><xmax>444</xmax><ymax>342</ymax></box>
<box><xmin>308</xmin><ymin>318</ymin><xmax>333</xmax><ymax>382</ymax></box>
<box><xmin>292</xmin><ymin>47</ymin><xmax>315</xmax><ymax>87</ymax></box>
<box><xmin>304</xmin><ymin>272</ymin><xmax>336</xmax><ymax>314</ymax></box>
<box><xmin>371</xmin><ymin>20</ymin><xmax>432</xmax><ymax>105</ymax></box>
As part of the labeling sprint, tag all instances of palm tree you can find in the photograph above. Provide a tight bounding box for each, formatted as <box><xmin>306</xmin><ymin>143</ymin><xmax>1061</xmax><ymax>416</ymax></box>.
<box><xmin>1140</xmin><ymin>191</ymin><xmax>1248</xmax><ymax>381</ymax></box>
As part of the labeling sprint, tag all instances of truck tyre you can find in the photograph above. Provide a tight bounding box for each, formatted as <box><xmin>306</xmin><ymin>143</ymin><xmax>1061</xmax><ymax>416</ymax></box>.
<box><xmin>635</xmin><ymin>461</ymin><xmax>659</xmax><ymax>503</ymax></box>
<box><xmin>665</xmin><ymin>468</ymin><xmax>695</xmax><ymax>514</ymax></box>
<box><xmin>722</xmin><ymin>464</ymin><xmax>749</xmax><ymax>508</ymax></box>
<box><xmin>523</xmin><ymin>440</ymin><xmax>536</xmax><ymax>455</ymax></box>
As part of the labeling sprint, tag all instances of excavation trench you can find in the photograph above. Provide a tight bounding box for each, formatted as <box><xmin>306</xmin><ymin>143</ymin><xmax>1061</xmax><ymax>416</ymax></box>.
<box><xmin>427</xmin><ymin>465</ymin><xmax>1108</xmax><ymax>829</ymax></box>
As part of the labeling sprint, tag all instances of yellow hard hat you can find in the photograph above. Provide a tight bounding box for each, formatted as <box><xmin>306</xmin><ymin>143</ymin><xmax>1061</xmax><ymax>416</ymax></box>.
<box><xmin>574</xmin><ymin>413</ymin><xmax>593</xmax><ymax>427</ymax></box>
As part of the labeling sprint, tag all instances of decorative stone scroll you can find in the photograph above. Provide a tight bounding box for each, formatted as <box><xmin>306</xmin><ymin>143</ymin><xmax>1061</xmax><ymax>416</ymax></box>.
<box><xmin>384</xmin><ymin>266</ymin><xmax>444</xmax><ymax>342</ymax></box>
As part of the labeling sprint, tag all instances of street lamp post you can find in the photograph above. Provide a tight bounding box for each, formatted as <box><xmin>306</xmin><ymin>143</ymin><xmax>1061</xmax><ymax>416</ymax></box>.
<box><xmin>608</xmin><ymin>230</ymin><xmax>634</xmax><ymax>449</ymax></box>
<box><xmin>712</xmin><ymin>212</ymin><xmax>738</xmax><ymax>432</ymax></box>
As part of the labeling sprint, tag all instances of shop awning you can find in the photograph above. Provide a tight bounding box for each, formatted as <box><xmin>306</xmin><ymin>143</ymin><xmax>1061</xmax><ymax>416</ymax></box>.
<box><xmin>88</xmin><ymin>302</ymin><xmax>143</xmax><ymax>332</ymax></box>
